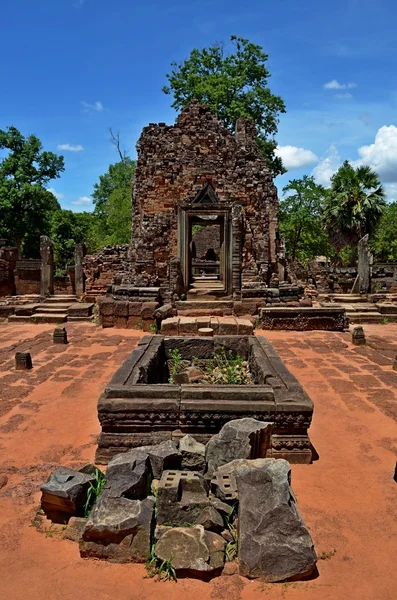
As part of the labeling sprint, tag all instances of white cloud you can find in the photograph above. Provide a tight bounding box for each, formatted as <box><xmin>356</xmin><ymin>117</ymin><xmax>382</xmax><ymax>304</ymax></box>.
<box><xmin>384</xmin><ymin>183</ymin><xmax>397</xmax><ymax>202</ymax></box>
<box><xmin>323</xmin><ymin>80</ymin><xmax>357</xmax><ymax>90</ymax></box>
<box><xmin>334</xmin><ymin>92</ymin><xmax>353</xmax><ymax>100</ymax></box>
<box><xmin>72</xmin><ymin>196</ymin><xmax>92</xmax><ymax>206</ymax></box>
<box><xmin>275</xmin><ymin>145</ymin><xmax>318</xmax><ymax>170</ymax></box>
<box><xmin>81</xmin><ymin>100</ymin><xmax>103</xmax><ymax>113</ymax></box>
<box><xmin>47</xmin><ymin>187</ymin><xmax>64</xmax><ymax>201</ymax></box>
<box><xmin>312</xmin><ymin>145</ymin><xmax>341</xmax><ymax>187</ymax></box>
<box><xmin>353</xmin><ymin>125</ymin><xmax>397</xmax><ymax>183</ymax></box>
<box><xmin>57</xmin><ymin>143</ymin><xmax>84</xmax><ymax>152</ymax></box>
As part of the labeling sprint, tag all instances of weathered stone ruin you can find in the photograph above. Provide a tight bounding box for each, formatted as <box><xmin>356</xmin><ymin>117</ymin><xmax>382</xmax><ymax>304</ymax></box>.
<box><xmin>40</xmin><ymin>418</ymin><xmax>317</xmax><ymax>581</ymax></box>
<box><xmin>96</xmin><ymin>335</ymin><xmax>314</xmax><ymax>465</ymax></box>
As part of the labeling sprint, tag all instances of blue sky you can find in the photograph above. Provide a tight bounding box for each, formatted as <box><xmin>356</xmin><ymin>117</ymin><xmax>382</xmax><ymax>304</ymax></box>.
<box><xmin>1</xmin><ymin>0</ymin><xmax>397</xmax><ymax>212</ymax></box>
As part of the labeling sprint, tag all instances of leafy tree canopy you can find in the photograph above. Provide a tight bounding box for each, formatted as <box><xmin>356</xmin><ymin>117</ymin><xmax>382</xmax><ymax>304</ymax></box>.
<box><xmin>163</xmin><ymin>35</ymin><xmax>286</xmax><ymax>177</ymax></box>
<box><xmin>371</xmin><ymin>201</ymin><xmax>397</xmax><ymax>262</ymax></box>
<box><xmin>49</xmin><ymin>209</ymin><xmax>93</xmax><ymax>269</ymax></box>
<box><xmin>279</xmin><ymin>175</ymin><xmax>332</xmax><ymax>263</ymax></box>
<box><xmin>0</xmin><ymin>126</ymin><xmax>64</xmax><ymax>256</ymax></box>
<box><xmin>322</xmin><ymin>160</ymin><xmax>386</xmax><ymax>254</ymax></box>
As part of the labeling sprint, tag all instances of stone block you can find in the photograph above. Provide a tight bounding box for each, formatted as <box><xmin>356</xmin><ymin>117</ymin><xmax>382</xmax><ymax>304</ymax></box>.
<box><xmin>105</xmin><ymin>452</ymin><xmax>152</xmax><ymax>499</ymax></box>
<box><xmin>196</xmin><ymin>506</ymin><xmax>224</xmax><ymax>531</ymax></box>
<box><xmin>236</xmin><ymin>459</ymin><xmax>317</xmax><ymax>581</ymax></box>
<box><xmin>179</xmin><ymin>317</ymin><xmax>198</xmax><ymax>335</ymax></box>
<box><xmin>114</xmin><ymin>316</ymin><xmax>128</xmax><ymax>329</ymax></box>
<box><xmin>64</xmin><ymin>517</ymin><xmax>87</xmax><ymax>542</ymax></box>
<box><xmin>155</xmin><ymin>525</ymin><xmax>225</xmax><ymax>573</ymax></box>
<box><xmin>161</xmin><ymin>317</ymin><xmax>179</xmax><ymax>335</ymax></box>
<box><xmin>127</xmin><ymin>316</ymin><xmax>143</xmax><ymax>329</ymax></box>
<box><xmin>205</xmin><ymin>418</ymin><xmax>273</xmax><ymax>477</ymax></box>
<box><xmin>101</xmin><ymin>316</ymin><xmax>115</xmax><ymax>328</ymax></box>
<box><xmin>218</xmin><ymin>317</ymin><xmax>238</xmax><ymax>335</ymax></box>
<box><xmin>113</xmin><ymin>301</ymin><xmax>129</xmax><ymax>317</ymax></box>
<box><xmin>128</xmin><ymin>302</ymin><xmax>142</xmax><ymax>316</ymax></box>
<box><xmin>179</xmin><ymin>434</ymin><xmax>206</xmax><ymax>472</ymax></box>
<box><xmin>53</xmin><ymin>326</ymin><xmax>68</xmax><ymax>344</ymax></box>
<box><xmin>237</xmin><ymin>319</ymin><xmax>254</xmax><ymax>335</ymax></box>
<box><xmin>196</xmin><ymin>316</ymin><xmax>210</xmax><ymax>329</ymax></box>
<box><xmin>141</xmin><ymin>302</ymin><xmax>159</xmax><ymax>320</ymax></box>
<box><xmin>157</xmin><ymin>470</ymin><xmax>209</xmax><ymax>526</ymax></box>
<box><xmin>80</xmin><ymin>495</ymin><xmax>154</xmax><ymax>563</ymax></box>
<box><xmin>15</xmin><ymin>351</ymin><xmax>32</xmax><ymax>370</ymax></box>
<box><xmin>99</xmin><ymin>298</ymin><xmax>114</xmax><ymax>317</ymax></box>
<box><xmin>352</xmin><ymin>325</ymin><xmax>366</xmax><ymax>345</ymax></box>
<box><xmin>198</xmin><ymin>327</ymin><xmax>213</xmax><ymax>337</ymax></box>
<box><xmin>67</xmin><ymin>303</ymin><xmax>94</xmax><ymax>318</ymax></box>
<box><xmin>210</xmin><ymin>317</ymin><xmax>220</xmax><ymax>335</ymax></box>
<box><xmin>41</xmin><ymin>467</ymin><xmax>96</xmax><ymax>523</ymax></box>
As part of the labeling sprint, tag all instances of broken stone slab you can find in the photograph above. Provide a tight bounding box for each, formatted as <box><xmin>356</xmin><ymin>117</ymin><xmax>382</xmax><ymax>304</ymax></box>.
<box><xmin>64</xmin><ymin>517</ymin><xmax>87</xmax><ymax>542</ymax></box>
<box><xmin>235</xmin><ymin>458</ymin><xmax>317</xmax><ymax>581</ymax></box>
<box><xmin>196</xmin><ymin>506</ymin><xmax>224</xmax><ymax>531</ymax></box>
<box><xmin>80</xmin><ymin>494</ymin><xmax>154</xmax><ymax>563</ymax></box>
<box><xmin>106</xmin><ymin>440</ymin><xmax>181</xmax><ymax>485</ymax></box>
<box><xmin>155</xmin><ymin>525</ymin><xmax>225</xmax><ymax>573</ymax></box>
<box><xmin>179</xmin><ymin>434</ymin><xmax>206</xmax><ymax>473</ymax></box>
<box><xmin>40</xmin><ymin>467</ymin><xmax>96</xmax><ymax>522</ymax></box>
<box><xmin>205</xmin><ymin>418</ymin><xmax>273</xmax><ymax>477</ymax></box>
<box><xmin>105</xmin><ymin>452</ymin><xmax>151</xmax><ymax>500</ymax></box>
<box><xmin>157</xmin><ymin>470</ymin><xmax>210</xmax><ymax>526</ymax></box>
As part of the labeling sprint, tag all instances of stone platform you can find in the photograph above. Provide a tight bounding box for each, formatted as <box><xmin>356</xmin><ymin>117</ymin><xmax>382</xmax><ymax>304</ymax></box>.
<box><xmin>96</xmin><ymin>335</ymin><xmax>313</xmax><ymax>465</ymax></box>
<box><xmin>161</xmin><ymin>316</ymin><xmax>253</xmax><ymax>336</ymax></box>
<box><xmin>259</xmin><ymin>306</ymin><xmax>347</xmax><ymax>331</ymax></box>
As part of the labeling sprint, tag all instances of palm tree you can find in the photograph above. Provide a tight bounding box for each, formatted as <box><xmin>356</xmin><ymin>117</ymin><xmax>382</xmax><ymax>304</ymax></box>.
<box><xmin>323</xmin><ymin>161</ymin><xmax>386</xmax><ymax>260</ymax></box>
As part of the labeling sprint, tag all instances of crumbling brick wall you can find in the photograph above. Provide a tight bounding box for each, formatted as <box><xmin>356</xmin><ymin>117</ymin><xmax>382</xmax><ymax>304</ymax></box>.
<box><xmin>130</xmin><ymin>101</ymin><xmax>279</xmax><ymax>290</ymax></box>
<box><xmin>14</xmin><ymin>260</ymin><xmax>41</xmax><ymax>295</ymax></box>
<box><xmin>192</xmin><ymin>224</ymin><xmax>220</xmax><ymax>260</ymax></box>
<box><xmin>83</xmin><ymin>245</ymin><xmax>130</xmax><ymax>300</ymax></box>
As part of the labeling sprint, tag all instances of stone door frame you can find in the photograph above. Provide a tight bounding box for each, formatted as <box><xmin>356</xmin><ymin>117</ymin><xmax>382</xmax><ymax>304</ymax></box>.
<box><xmin>178</xmin><ymin>204</ymin><xmax>234</xmax><ymax>296</ymax></box>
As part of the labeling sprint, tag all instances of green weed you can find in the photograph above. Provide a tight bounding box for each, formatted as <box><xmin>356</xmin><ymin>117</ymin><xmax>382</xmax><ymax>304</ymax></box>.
<box><xmin>146</xmin><ymin>543</ymin><xmax>177</xmax><ymax>582</ymax></box>
<box><xmin>84</xmin><ymin>468</ymin><xmax>106</xmax><ymax>517</ymax></box>
<box><xmin>168</xmin><ymin>348</ymin><xmax>183</xmax><ymax>383</ymax></box>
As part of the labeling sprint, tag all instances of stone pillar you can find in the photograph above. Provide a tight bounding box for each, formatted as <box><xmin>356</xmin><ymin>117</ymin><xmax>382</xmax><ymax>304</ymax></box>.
<box><xmin>75</xmin><ymin>242</ymin><xmax>86</xmax><ymax>298</ymax></box>
<box><xmin>40</xmin><ymin>236</ymin><xmax>54</xmax><ymax>297</ymax></box>
<box><xmin>357</xmin><ymin>234</ymin><xmax>372</xmax><ymax>294</ymax></box>
<box><xmin>231</xmin><ymin>203</ymin><xmax>242</xmax><ymax>297</ymax></box>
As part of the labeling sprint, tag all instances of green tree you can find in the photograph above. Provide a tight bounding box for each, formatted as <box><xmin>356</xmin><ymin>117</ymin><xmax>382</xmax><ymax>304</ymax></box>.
<box><xmin>323</xmin><ymin>161</ymin><xmax>386</xmax><ymax>258</ymax></box>
<box><xmin>279</xmin><ymin>176</ymin><xmax>331</xmax><ymax>263</ymax></box>
<box><xmin>163</xmin><ymin>35</ymin><xmax>286</xmax><ymax>177</ymax></box>
<box><xmin>49</xmin><ymin>209</ymin><xmax>94</xmax><ymax>269</ymax></box>
<box><xmin>371</xmin><ymin>201</ymin><xmax>397</xmax><ymax>261</ymax></box>
<box><xmin>0</xmin><ymin>126</ymin><xmax>64</xmax><ymax>257</ymax></box>
<box><xmin>91</xmin><ymin>129</ymin><xmax>135</xmax><ymax>248</ymax></box>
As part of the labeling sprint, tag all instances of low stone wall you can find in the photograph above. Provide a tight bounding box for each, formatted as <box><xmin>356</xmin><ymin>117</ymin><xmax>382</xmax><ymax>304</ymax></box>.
<box><xmin>14</xmin><ymin>259</ymin><xmax>41</xmax><ymax>295</ymax></box>
<box><xmin>54</xmin><ymin>271</ymin><xmax>75</xmax><ymax>295</ymax></box>
<box><xmin>83</xmin><ymin>245</ymin><xmax>130</xmax><ymax>301</ymax></box>
<box><xmin>259</xmin><ymin>306</ymin><xmax>347</xmax><ymax>331</ymax></box>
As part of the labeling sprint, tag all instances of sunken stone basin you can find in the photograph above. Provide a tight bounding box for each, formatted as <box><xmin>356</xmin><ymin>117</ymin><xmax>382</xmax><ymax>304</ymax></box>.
<box><xmin>96</xmin><ymin>335</ymin><xmax>314</xmax><ymax>465</ymax></box>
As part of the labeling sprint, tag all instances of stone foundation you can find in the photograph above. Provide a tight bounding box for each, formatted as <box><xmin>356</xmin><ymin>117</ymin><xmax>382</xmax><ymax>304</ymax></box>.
<box><xmin>259</xmin><ymin>306</ymin><xmax>347</xmax><ymax>331</ymax></box>
<box><xmin>96</xmin><ymin>335</ymin><xmax>313</xmax><ymax>465</ymax></box>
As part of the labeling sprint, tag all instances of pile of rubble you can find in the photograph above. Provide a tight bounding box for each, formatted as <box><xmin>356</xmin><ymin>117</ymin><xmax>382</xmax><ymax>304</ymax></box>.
<box><xmin>40</xmin><ymin>418</ymin><xmax>317</xmax><ymax>582</ymax></box>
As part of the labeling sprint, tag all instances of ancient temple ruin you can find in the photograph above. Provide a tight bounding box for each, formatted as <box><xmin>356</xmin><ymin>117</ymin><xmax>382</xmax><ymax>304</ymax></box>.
<box><xmin>127</xmin><ymin>100</ymin><xmax>280</xmax><ymax>298</ymax></box>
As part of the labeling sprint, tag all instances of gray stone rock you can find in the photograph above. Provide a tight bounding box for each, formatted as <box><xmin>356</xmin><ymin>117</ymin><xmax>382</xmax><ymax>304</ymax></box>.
<box><xmin>179</xmin><ymin>434</ymin><xmax>206</xmax><ymax>473</ymax></box>
<box><xmin>80</xmin><ymin>494</ymin><xmax>154</xmax><ymax>563</ymax></box>
<box><xmin>105</xmin><ymin>452</ymin><xmax>151</xmax><ymax>500</ymax></box>
<box><xmin>205</xmin><ymin>418</ymin><xmax>273</xmax><ymax>477</ymax></box>
<box><xmin>235</xmin><ymin>458</ymin><xmax>317</xmax><ymax>581</ymax></box>
<box><xmin>352</xmin><ymin>326</ymin><xmax>366</xmax><ymax>346</ymax></box>
<box><xmin>157</xmin><ymin>470</ymin><xmax>209</xmax><ymax>526</ymax></box>
<box><xmin>40</xmin><ymin>467</ymin><xmax>95</xmax><ymax>521</ymax></box>
<box><xmin>64</xmin><ymin>517</ymin><xmax>87</xmax><ymax>542</ymax></box>
<box><xmin>143</xmin><ymin>440</ymin><xmax>182</xmax><ymax>478</ymax></box>
<box><xmin>155</xmin><ymin>525</ymin><xmax>225</xmax><ymax>572</ymax></box>
<box><xmin>196</xmin><ymin>506</ymin><xmax>224</xmax><ymax>531</ymax></box>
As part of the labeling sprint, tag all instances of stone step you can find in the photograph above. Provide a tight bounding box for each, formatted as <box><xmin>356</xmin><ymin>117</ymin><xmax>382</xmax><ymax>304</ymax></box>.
<box><xmin>161</xmin><ymin>315</ymin><xmax>254</xmax><ymax>336</ymax></box>
<box><xmin>44</xmin><ymin>296</ymin><xmax>78</xmax><ymax>304</ymax></box>
<box><xmin>331</xmin><ymin>295</ymin><xmax>366</xmax><ymax>303</ymax></box>
<box><xmin>67</xmin><ymin>316</ymin><xmax>95</xmax><ymax>322</ymax></box>
<box><xmin>35</xmin><ymin>306</ymin><xmax>72</xmax><ymax>314</ymax></box>
<box><xmin>31</xmin><ymin>313</ymin><xmax>67</xmax><ymax>324</ymax></box>
<box><xmin>8</xmin><ymin>315</ymin><xmax>32</xmax><ymax>323</ymax></box>
<box><xmin>176</xmin><ymin>301</ymin><xmax>234</xmax><ymax>310</ymax></box>
<box><xmin>348</xmin><ymin>313</ymin><xmax>386</xmax><ymax>324</ymax></box>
